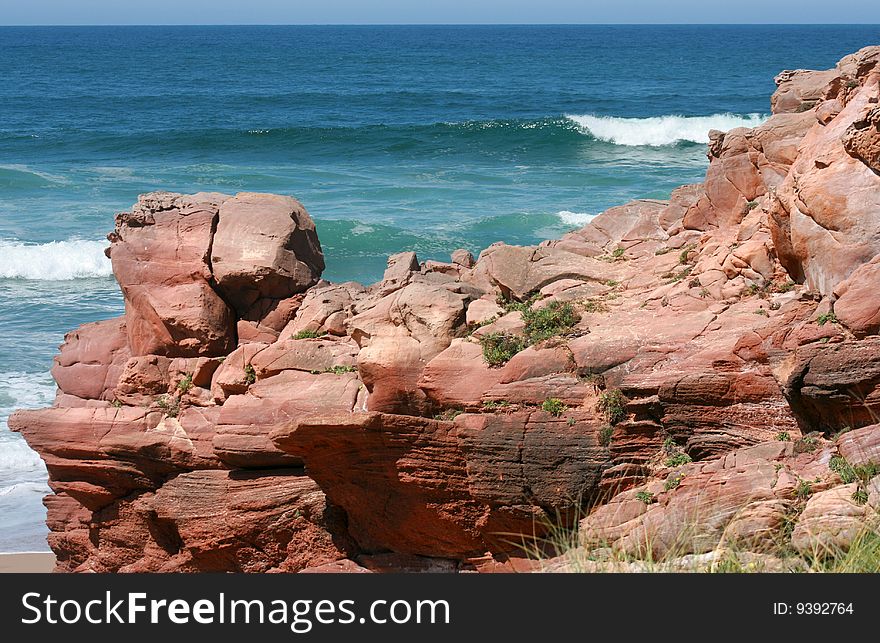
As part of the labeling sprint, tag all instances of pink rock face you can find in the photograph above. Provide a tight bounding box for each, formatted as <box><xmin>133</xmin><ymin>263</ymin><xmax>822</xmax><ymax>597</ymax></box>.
<box><xmin>683</xmin><ymin>112</ymin><xmax>815</xmax><ymax>231</ymax></box>
<box><xmin>770</xmin><ymin>75</ymin><xmax>880</xmax><ymax>294</ymax></box>
<box><xmin>51</xmin><ymin>317</ymin><xmax>129</xmax><ymax>401</ymax></box>
<box><xmin>271</xmin><ymin>410</ymin><xmax>607</xmax><ymax>557</ymax></box>
<box><xmin>579</xmin><ymin>440</ymin><xmax>835</xmax><ymax>558</ymax></box>
<box><xmin>834</xmin><ymin>255</ymin><xmax>880</xmax><ymax>336</ymax></box>
<box><xmin>211</xmin><ymin>192</ymin><xmax>324</xmax><ymax>319</ymax></box>
<box><xmin>108</xmin><ymin>192</ymin><xmax>236</xmax><ymax>357</ymax></box>
<box><xmin>843</xmin><ymin>105</ymin><xmax>880</xmax><ymax>174</ymax></box>
<box><xmin>771</xmin><ymin>68</ymin><xmax>840</xmax><ymax>114</ymax></box>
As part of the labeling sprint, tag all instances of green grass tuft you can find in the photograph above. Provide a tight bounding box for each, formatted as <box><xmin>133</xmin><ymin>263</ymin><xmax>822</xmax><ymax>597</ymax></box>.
<box><xmin>817</xmin><ymin>311</ymin><xmax>839</xmax><ymax>326</ymax></box>
<box><xmin>292</xmin><ymin>329</ymin><xmax>327</xmax><ymax>340</ymax></box>
<box><xmin>541</xmin><ymin>397</ymin><xmax>567</xmax><ymax>417</ymax></box>
<box><xmin>795</xmin><ymin>479</ymin><xmax>813</xmax><ymax>500</ymax></box>
<box><xmin>177</xmin><ymin>374</ymin><xmax>193</xmax><ymax>394</ymax></box>
<box><xmin>596</xmin><ymin>389</ymin><xmax>627</xmax><ymax>425</ymax></box>
<box><xmin>480</xmin><ymin>333</ymin><xmax>526</xmax><ymax>367</ymax></box>
<box><xmin>666</xmin><ymin>453</ymin><xmax>692</xmax><ymax>468</ymax></box>
<box><xmin>522</xmin><ymin>301</ymin><xmax>580</xmax><ymax>343</ymax></box>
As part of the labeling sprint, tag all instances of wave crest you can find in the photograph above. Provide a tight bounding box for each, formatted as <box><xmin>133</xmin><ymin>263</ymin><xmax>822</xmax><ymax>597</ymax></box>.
<box><xmin>565</xmin><ymin>113</ymin><xmax>768</xmax><ymax>147</ymax></box>
<box><xmin>0</xmin><ymin>239</ymin><xmax>112</xmax><ymax>280</ymax></box>
<box><xmin>557</xmin><ymin>211</ymin><xmax>596</xmax><ymax>227</ymax></box>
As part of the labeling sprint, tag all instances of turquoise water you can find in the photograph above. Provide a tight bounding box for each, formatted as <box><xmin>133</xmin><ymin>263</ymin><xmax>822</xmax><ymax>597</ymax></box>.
<box><xmin>1</xmin><ymin>24</ymin><xmax>878</xmax><ymax>551</ymax></box>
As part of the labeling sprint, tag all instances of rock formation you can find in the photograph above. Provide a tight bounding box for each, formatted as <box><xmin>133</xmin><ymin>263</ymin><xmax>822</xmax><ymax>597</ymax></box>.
<box><xmin>11</xmin><ymin>46</ymin><xmax>880</xmax><ymax>572</ymax></box>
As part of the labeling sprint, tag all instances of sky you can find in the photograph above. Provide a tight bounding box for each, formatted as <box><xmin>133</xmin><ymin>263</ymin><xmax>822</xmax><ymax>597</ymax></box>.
<box><xmin>1</xmin><ymin>0</ymin><xmax>879</xmax><ymax>25</ymax></box>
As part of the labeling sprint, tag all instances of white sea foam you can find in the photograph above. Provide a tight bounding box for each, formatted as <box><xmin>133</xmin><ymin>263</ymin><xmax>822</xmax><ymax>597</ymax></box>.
<box><xmin>557</xmin><ymin>210</ymin><xmax>596</xmax><ymax>227</ymax></box>
<box><xmin>0</xmin><ymin>481</ymin><xmax>48</xmax><ymax>498</ymax></box>
<box><xmin>565</xmin><ymin>113</ymin><xmax>768</xmax><ymax>147</ymax></box>
<box><xmin>350</xmin><ymin>223</ymin><xmax>376</xmax><ymax>235</ymax></box>
<box><xmin>0</xmin><ymin>371</ymin><xmax>55</xmax><ymax>475</ymax></box>
<box><xmin>0</xmin><ymin>239</ymin><xmax>112</xmax><ymax>280</ymax></box>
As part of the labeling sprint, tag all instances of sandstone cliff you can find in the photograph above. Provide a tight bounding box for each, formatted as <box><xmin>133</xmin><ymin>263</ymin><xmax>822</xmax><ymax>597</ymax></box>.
<box><xmin>11</xmin><ymin>46</ymin><xmax>880</xmax><ymax>573</ymax></box>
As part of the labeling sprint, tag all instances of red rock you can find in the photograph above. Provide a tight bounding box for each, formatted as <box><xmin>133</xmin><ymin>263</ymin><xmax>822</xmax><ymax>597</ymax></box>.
<box><xmin>469</xmin><ymin>244</ymin><xmax>623</xmax><ymax>300</ymax></box>
<box><xmin>214</xmin><ymin>370</ymin><xmax>365</xmax><ymax>468</ymax></box>
<box><xmin>271</xmin><ymin>410</ymin><xmax>607</xmax><ymax>557</ymax></box>
<box><xmin>283</xmin><ymin>281</ymin><xmax>364</xmax><ymax>337</ymax></box>
<box><xmin>771</xmin><ymin>67</ymin><xmax>840</xmax><ymax>114</ymax></box>
<box><xmin>382</xmin><ymin>251</ymin><xmax>420</xmax><ymax>283</ymax></box>
<box><xmin>211</xmin><ymin>192</ymin><xmax>324</xmax><ymax>319</ymax></box>
<box><xmin>348</xmin><ymin>281</ymin><xmax>470</xmax><ymax>413</ymax></box>
<box><xmin>299</xmin><ymin>559</ymin><xmax>372</xmax><ymax>573</ymax></box>
<box><xmin>209</xmin><ymin>342</ymin><xmax>268</xmax><ymax>403</ymax></box>
<box><xmin>770</xmin><ymin>76</ymin><xmax>880</xmax><ymax>294</ymax></box>
<box><xmin>250</xmin><ymin>337</ymin><xmax>359</xmax><ymax>378</ymax></box>
<box><xmin>834</xmin><ymin>255</ymin><xmax>880</xmax><ymax>336</ymax></box>
<box><xmin>450</xmin><ymin>248</ymin><xmax>475</xmax><ymax>268</ymax></box>
<box><xmin>51</xmin><ymin>317</ymin><xmax>129</xmax><ymax>401</ymax></box>
<box><xmin>113</xmin><ymin>355</ymin><xmax>171</xmax><ymax>404</ymax></box>
<box><xmin>419</xmin><ymin>339</ymin><xmax>503</xmax><ymax>409</ymax></box>
<box><xmin>580</xmin><ymin>440</ymin><xmax>833</xmax><ymax>558</ymax></box>
<box><xmin>108</xmin><ymin>192</ymin><xmax>236</xmax><ymax>357</ymax></box>
<box><xmin>127</xmin><ymin>470</ymin><xmax>353</xmax><ymax>572</ymax></box>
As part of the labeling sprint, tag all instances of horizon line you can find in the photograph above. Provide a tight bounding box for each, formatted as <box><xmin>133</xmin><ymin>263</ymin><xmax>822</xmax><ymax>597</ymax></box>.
<box><xmin>1</xmin><ymin>22</ymin><xmax>878</xmax><ymax>27</ymax></box>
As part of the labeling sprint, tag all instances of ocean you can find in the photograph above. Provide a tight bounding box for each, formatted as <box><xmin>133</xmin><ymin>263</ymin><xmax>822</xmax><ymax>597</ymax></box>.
<box><xmin>1</xmin><ymin>24</ymin><xmax>878</xmax><ymax>552</ymax></box>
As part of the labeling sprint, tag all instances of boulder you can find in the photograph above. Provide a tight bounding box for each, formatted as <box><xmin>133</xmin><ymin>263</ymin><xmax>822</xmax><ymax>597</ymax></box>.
<box><xmin>211</xmin><ymin>192</ymin><xmax>324</xmax><ymax>319</ymax></box>
<box><xmin>108</xmin><ymin>192</ymin><xmax>236</xmax><ymax>357</ymax></box>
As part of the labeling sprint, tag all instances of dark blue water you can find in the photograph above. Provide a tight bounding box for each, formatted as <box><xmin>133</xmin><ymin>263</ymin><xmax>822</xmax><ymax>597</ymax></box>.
<box><xmin>0</xmin><ymin>24</ymin><xmax>878</xmax><ymax>551</ymax></box>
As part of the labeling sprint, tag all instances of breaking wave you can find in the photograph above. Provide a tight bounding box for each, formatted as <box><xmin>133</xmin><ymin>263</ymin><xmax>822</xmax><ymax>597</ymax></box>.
<box><xmin>0</xmin><ymin>239</ymin><xmax>112</xmax><ymax>280</ymax></box>
<box><xmin>557</xmin><ymin>210</ymin><xmax>597</xmax><ymax>227</ymax></box>
<box><xmin>565</xmin><ymin>113</ymin><xmax>768</xmax><ymax>146</ymax></box>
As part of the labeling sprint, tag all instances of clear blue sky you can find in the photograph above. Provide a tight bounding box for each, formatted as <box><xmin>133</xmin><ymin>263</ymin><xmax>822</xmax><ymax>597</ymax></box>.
<box><xmin>0</xmin><ymin>0</ymin><xmax>878</xmax><ymax>25</ymax></box>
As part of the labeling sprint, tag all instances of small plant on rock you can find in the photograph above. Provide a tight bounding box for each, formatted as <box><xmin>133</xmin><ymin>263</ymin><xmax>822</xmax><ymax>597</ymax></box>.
<box><xmin>541</xmin><ymin>397</ymin><xmax>566</xmax><ymax>417</ymax></box>
<box><xmin>635</xmin><ymin>491</ymin><xmax>655</xmax><ymax>505</ymax></box>
<box><xmin>326</xmin><ymin>365</ymin><xmax>357</xmax><ymax>375</ymax></box>
<box><xmin>795</xmin><ymin>479</ymin><xmax>812</xmax><ymax>500</ymax></box>
<box><xmin>599</xmin><ymin>425</ymin><xmax>614</xmax><ymax>447</ymax></box>
<box><xmin>817</xmin><ymin>311</ymin><xmax>839</xmax><ymax>326</ymax></box>
<box><xmin>522</xmin><ymin>301</ymin><xmax>580</xmax><ymax>343</ymax></box>
<box><xmin>852</xmin><ymin>488</ymin><xmax>869</xmax><ymax>505</ymax></box>
<box><xmin>597</xmin><ymin>389</ymin><xmax>627</xmax><ymax>425</ymax></box>
<box><xmin>480</xmin><ymin>333</ymin><xmax>526</xmax><ymax>367</ymax></box>
<box><xmin>665</xmin><ymin>474</ymin><xmax>684</xmax><ymax>492</ymax></box>
<box><xmin>582</xmin><ymin>299</ymin><xmax>609</xmax><ymax>314</ymax></box>
<box><xmin>156</xmin><ymin>394</ymin><xmax>180</xmax><ymax>419</ymax></box>
<box><xmin>829</xmin><ymin>455</ymin><xmax>856</xmax><ymax>483</ymax></box>
<box><xmin>497</xmin><ymin>292</ymin><xmax>539</xmax><ymax>314</ymax></box>
<box><xmin>177</xmin><ymin>374</ymin><xmax>193</xmax><ymax>394</ymax></box>
<box><xmin>244</xmin><ymin>364</ymin><xmax>256</xmax><ymax>385</ymax></box>
<box><xmin>666</xmin><ymin>452</ymin><xmax>692</xmax><ymax>467</ymax></box>
<box><xmin>776</xmin><ymin>431</ymin><xmax>791</xmax><ymax>442</ymax></box>
<box><xmin>434</xmin><ymin>408</ymin><xmax>463</xmax><ymax>422</ymax></box>
<box><xmin>292</xmin><ymin>329</ymin><xmax>327</xmax><ymax>340</ymax></box>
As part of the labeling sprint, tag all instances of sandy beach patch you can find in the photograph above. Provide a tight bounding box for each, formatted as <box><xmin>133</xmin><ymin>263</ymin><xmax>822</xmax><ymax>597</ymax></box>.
<box><xmin>0</xmin><ymin>552</ymin><xmax>55</xmax><ymax>573</ymax></box>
